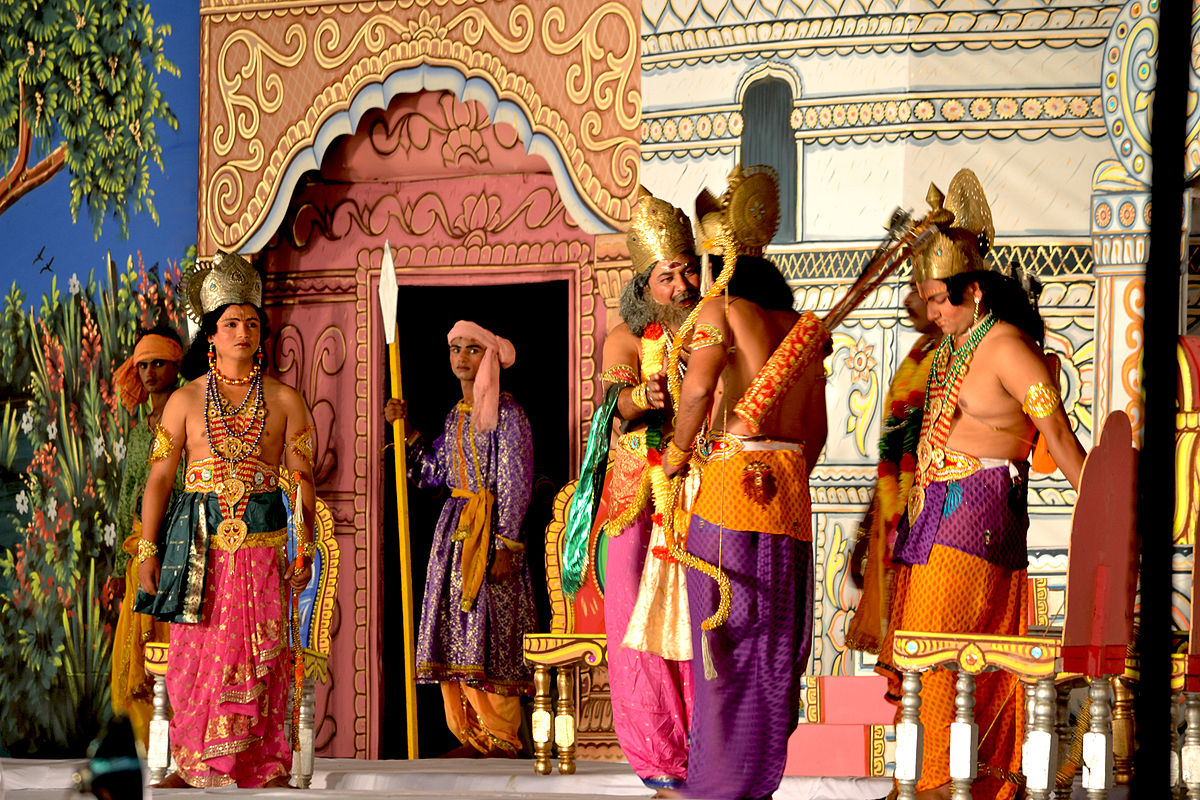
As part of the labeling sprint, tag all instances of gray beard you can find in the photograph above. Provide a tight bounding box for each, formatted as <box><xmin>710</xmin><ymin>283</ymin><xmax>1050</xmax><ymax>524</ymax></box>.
<box><xmin>651</xmin><ymin>299</ymin><xmax>689</xmax><ymax>332</ymax></box>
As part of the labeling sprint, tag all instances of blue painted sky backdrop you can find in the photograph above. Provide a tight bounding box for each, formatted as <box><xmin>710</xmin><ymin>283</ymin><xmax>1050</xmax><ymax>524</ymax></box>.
<box><xmin>0</xmin><ymin>3</ymin><xmax>200</xmax><ymax>305</ymax></box>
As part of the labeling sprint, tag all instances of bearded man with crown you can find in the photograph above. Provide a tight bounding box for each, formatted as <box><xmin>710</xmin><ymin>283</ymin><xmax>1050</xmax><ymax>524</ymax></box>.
<box><xmin>558</xmin><ymin>187</ymin><xmax>701</xmax><ymax>792</ymax></box>
<box><xmin>134</xmin><ymin>252</ymin><xmax>317</xmax><ymax>789</ymax></box>
<box><xmin>874</xmin><ymin>170</ymin><xmax>1087</xmax><ymax>800</ymax></box>
<box><xmin>659</xmin><ymin>165</ymin><xmax>828</xmax><ymax>800</ymax></box>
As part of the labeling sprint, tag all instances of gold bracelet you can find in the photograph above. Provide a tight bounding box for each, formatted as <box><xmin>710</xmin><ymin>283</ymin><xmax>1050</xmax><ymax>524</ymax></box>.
<box><xmin>1022</xmin><ymin>382</ymin><xmax>1062</xmax><ymax>419</ymax></box>
<box><xmin>136</xmin><ymin>539</ymin><xmax>158</xmax><ymax>563</ymax></box>
<box><xmin>297</xmin><ymin>540</ymin><xmax>316</xmax><ymax>559</ymax></box>
<box><xmin>664</xmin><ymin>438</ymin><xmax>692</xmax><ymax>468</ymax></box>
<box><xmin>631</xmin><ymin>382</ymin><xmax>653</xmax><ymax>411</ymax></box>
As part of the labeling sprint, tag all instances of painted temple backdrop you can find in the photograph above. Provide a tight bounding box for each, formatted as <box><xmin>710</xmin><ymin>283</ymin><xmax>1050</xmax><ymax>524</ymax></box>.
<box><xmin>0</xmin><ymin>0</ymin><xmax>1194</xmax><ymax>780</ymax></box>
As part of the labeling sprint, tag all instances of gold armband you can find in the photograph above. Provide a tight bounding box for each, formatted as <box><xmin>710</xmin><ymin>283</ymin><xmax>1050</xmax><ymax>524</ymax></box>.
<box><xmin>149</xmin><ymin>424</ymin><xmax>175</xmax><ymax>465</ymax></box>
<box><xmin>601</xmin><ymin>364</ymin><xmax>639</xmax><ymax>385</ymax></box>
<box><xmin>664</xmin><ymin>438</ymin><xmax>692</xmax><ymax>469</ymax></box>
<box><xmin>136</xmin><ymin>539</ymin><xmax>158</xmax><ymax>563</ymax></box>
<box><xmin>691</xmin><ymin>323</ymin><xmax>725</xmax><ymax>351</ymax></box>
<box><xmin>631</xmin><ymin>382</ymin><xmax>653</xmax><ymax>411</ymax></box>
<box><xmin>1022</xmin><ymin>382</ymin><xmax>1062</xmax><ymax>419</ymax></box>
<box><xmin>288</xmin><ymin>425</ymin><xmax>316</xmax><ymax>469</ymax></box>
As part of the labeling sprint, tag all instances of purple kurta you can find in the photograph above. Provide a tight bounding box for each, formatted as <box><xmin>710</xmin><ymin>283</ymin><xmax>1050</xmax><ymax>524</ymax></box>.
<box><xmin>682</xmin><ymin>514</ymin><xmax>813</xmax><ymax>800</ymax></box>
<box><xmin>411</xmin><ymin>393</ymin><xmax>537</xmax><ymax>695</ymax></box>
<box><xmin>605</xmin><ymin>506</ymin><xmax>693</xmax><ymax>787</ymax></box>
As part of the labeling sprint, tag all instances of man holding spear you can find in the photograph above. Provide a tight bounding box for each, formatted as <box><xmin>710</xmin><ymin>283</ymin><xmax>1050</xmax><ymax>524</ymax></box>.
<box><xmin>384</xmin><ymin>319</ymin><xmax>536</xmax><ymax>758</ymax></box>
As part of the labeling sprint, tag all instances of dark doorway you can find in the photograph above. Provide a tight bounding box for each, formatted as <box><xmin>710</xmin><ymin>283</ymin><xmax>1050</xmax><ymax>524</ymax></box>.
<box><xmin>380</xmin><ymin>278</ymin><xmax>570</xmax><ymax>758</ymax></box>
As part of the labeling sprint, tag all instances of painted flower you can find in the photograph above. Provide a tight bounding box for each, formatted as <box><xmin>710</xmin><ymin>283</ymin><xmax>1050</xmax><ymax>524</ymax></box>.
<box><xmin>678</xmin><ymin>117</ymin><xmax>693</xmax><ymax>140</ymax></box>
<box><xmin>897</xmin><ymin>102</ymin><xmax>912</xmax><ymax>122</ymax></box>
<box><xmin>47</xmin><ymin>421</ymin><xmax>57</xmax><ymax>441</ymax></box>
<box><xmin>1021</xmin><ymin>98</ymin><xmax>1043</xmax><ymax>119</ymax></box>
<box><xmin>1069</xmin><ymin>96</ymin><xmax>1091</xmax><ymax>118</ymax></box>
<box><xmin>15</xmin><ymin>491</ymin><xmax>28</xmax><ymax>515</ymax></box>
<box><xmin>663</xmin><ymin>119</ymin><xmax>678</xmax><ymax>140</ymax></box>
<box><xmin>92</xmin><ymin>437</ymin><xmax>105</xmax><ymax>459</ymax></box>
<box><xmin>914</xmin><ymin>100</ymin><xmax>935</xmax><ymax>121</ymax></box>
<box><xmin>69</xmin><ymin>273</ymin><xmax>81</xmax><ymax>296</ymax></box>
<box><xmin>1095</xmin><ymin>203</ymin><xmax>1112</xmax><ymax>228</ymax></box>
<box><xmin>884</xmin><ymin>101</ymin><xmax>899</xmax><ymax>123</ymax></box>
<box><xmin>832</xmin><ymin>105</ymin><xmax>847</xmax><ymax>126</ymax></box>
<box><xmin>1044</xmin><ymin>97</ymin><xmax>1066</xmax><ymax>119</ymax></box>
<box><xmin>791</xmin><ymin>108</ymin><xmax>805</xmax><ymax>129</ymax></box>
<box><xmin>969</xmin><ymin>98</ymin><xmax>993</xmax><ymax>120</ymax></box>
<box><xmin>1119</xmin><ymin>201</ymin><xmax>1136</xmax><ymax>227</ymax></box>
<box><xmin>696</xmin><ymin>115</ymin><xmax>712</xmax><ymax>138</ymax></box>
<box><xmin>442</xmin><ymin>125</ymin><xmax>488</xmax><ymax>166</ymax></box>
<box><xmin>803</xmin><ymin>107</ymin><xmax>818</xmax><ymax>129</ymax></box>
<box><xmin>713</xmin><ymin>114</ymin><xmax>728</xmax><ymax>137</ymax></box>
<box><xmin>818</xmin><ymin>106</ymin><xmax>832</xmax><ymax>127</ymax></box>
<box><xmin>871</xmin><ymin>102</ymin><xmax>886</xmax><ymax>123</ymax></box>
<box><xmin>114</xmin><ymin>436</ymin><xmax>127</xmax><ymax>461</ymax></box>
<box><xmin>47</xmin><ymin>503</ymin><xmax>57</xmax><ymax>525</ymax></box>
<box><xmin>844</xmin><ymin>340</ymin><xmax>877</xmax><ymax>384</ymax></box>
<box><xmin>942</xmin><ymin>99</ymin><xmax>966</xmax><ymax>122</ymax></box>
<box><xmin>996</xmin><ymin>98</ymin><xmax>1018</xmax><ymax>119</ymax></box>
<box><xmin>103</xmin><ymin>523</ymin><xmax>117</xmax><ymax>548</ymax></box>
<box><xmin>20</xmin><ymin>411</ymin><xmax>32</xmax><ymax>435</ymax></box>
<box><xmin>847</xmin><ymin>104</ymin><xmax>860</xmax><ymax>125</ymax></box>
<box><xmin>728</xmin><ymin>112</ymin><xmax>743</xmax><ymax>136</ymax></box>
<box><xmin>650</xmin><ymin>120</ymin><xmax>663</xmax><ymax>141</ymax></box>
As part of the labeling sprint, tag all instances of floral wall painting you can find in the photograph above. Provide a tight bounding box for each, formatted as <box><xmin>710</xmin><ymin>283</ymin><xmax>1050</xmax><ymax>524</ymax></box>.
<box><xmin>0</xmin><ymin>0</ymin><xmax>197</xmax><ymax>755</ymax></box>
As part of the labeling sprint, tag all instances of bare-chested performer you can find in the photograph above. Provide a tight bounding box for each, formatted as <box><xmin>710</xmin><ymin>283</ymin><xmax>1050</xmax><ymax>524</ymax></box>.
<box><xmin>662</xmin><ymin>166</ymin><xmax>827</xmax><ymax>800</ymax></box>
<box><xmin>875</xmin><ymin>170</ymin><xmax>1086</xmax><ymax>800</ymax></box>
<box><xmin>135</xmin><ymin>252</ymin><xmax>316</xmax><ymax>789</ymax></box>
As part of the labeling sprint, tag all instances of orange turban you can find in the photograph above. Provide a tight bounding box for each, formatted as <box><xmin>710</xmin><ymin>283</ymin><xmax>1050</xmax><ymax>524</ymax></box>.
<box><xmin>114</xmin><ymin>334</ymin><xmax>183</xmax><ymax>413</ymax></box>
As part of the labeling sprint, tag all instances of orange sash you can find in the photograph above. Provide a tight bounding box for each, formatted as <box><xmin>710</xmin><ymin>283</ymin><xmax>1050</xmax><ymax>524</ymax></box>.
<box><xmin>733</xmin><ymin>312</ymin><xmax>829</xmax><ymax>434</ymax></box>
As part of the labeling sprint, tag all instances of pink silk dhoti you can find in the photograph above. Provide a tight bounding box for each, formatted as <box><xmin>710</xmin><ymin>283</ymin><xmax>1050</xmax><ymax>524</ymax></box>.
<box><xmin>166</xmin><ymin>534</ymin><xmax>292</xmax><ymax>787</ymax></box>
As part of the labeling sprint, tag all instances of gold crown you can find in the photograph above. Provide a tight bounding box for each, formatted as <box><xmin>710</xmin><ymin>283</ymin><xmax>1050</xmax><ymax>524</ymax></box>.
<box><xmin>911</xmin><ymin>169</ymin><xmax>995</xmax><ymax>283</ymax></box>
<box><xmin>694</xmin><ymin>164</ymin><xmax>780</xmax><ymax>258</ymax></box>
<box><xmin>626</xmin><ymin>186</ymin><xmax>695</xmax><ymax>274</ymax></box>
<box><xmin>182</xmin><ymin>251</ymin><xmax>263</xmax><ymax>322</ymax></box>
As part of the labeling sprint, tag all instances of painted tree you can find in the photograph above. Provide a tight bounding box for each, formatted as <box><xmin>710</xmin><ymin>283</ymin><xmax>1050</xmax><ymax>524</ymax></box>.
<box><xmin>0</xmin><ymin>0</ymin><xmax>178</xmax><ymax>237</ymax></box>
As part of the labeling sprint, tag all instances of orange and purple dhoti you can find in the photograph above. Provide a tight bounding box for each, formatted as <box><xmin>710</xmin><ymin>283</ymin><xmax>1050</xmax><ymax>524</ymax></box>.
<box><xmin>878</xmin><ymin>453</ymin><xmax>1029</xmax><ymax>799</ymax></box>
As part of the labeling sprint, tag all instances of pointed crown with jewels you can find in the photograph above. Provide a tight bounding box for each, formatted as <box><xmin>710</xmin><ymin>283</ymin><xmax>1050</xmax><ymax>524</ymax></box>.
<box><xmin>911</xmin><ymin>168</ymin><xmax>996</xmax><ymax>283</ymax></box>
<box><xmin>182</xmin><ymin>251</ymin><xmax>263</xmax><ymax>322</ymax></box>
<box><xmin>626</xmin><ymin>186</ymin><xmax>696</xmax><ymax>274</ymax></box>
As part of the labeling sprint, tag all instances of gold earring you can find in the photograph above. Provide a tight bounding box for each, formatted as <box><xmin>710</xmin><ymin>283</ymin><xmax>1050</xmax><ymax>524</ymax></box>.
<box><xmin>972</xmin><ymin>295</ymin><xmax>980</xmax><ymax>325</ymax></box>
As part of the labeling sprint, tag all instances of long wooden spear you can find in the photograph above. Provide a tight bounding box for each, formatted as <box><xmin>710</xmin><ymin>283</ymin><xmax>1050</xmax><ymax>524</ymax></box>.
<box><xmin>378</xmin><ymin>241</ymin><xmax>419</xmax><ymax>759</ymax></box>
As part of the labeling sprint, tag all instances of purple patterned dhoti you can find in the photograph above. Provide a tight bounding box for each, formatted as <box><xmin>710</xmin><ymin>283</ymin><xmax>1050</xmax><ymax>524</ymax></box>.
<box><xmin>681</xmin><ymin>513</ymin><xmax>813</xmax><ymax>800</ymax></box>
<box><xmin>605</xmin><ymin>506</ymin><xmax>693</xmax><ymax>787</ymax></box>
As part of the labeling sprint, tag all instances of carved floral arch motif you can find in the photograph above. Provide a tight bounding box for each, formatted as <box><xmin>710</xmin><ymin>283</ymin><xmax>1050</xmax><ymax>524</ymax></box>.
<box><xmin>239</xmin><ymin>66</ymin><xmax>617</xmax><ymax>252</ymax></box>
<box><xmin>200</xmin><ymin>1</ymin><xmax>642</xmax><ymax>255</ymax></box>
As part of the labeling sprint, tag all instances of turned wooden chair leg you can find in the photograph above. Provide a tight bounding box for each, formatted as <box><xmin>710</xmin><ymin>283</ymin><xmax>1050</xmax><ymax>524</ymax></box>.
<box><xmin>949</xmin><ymin>670</ymin><xmax>978</xmax><ymax>800</ymax></box>
<box><xmin>1082</xmin><ymin>677</ymin><xmax>1113</xmax><ymax>799</ymax></box>
<box><xmin>531</xmin><ymin>665</ymin><xmax>553</xmax><ymax>775</ymax></box>
<box><xmin>1025</xmin><ymin>676</ymin><xmax>1059</xmax><ymax>800</ymax></box>
<box><xmin>895</xmin><ymin>671</ymin><xmax>924</xmax><ymax>800</ymax></box>
<box><xmin>555</xmin><ymin>664</ymin><xmax>578</xmax><ymax>775</ymax></box>
<box><xmin>1183</xmin><ymin>691</ymin><xmax>1200</xmax><ymax>800</ymax></box>
<box><xmin>146</xmin><ymin>671</ymin><xmax>171</xmax><ymax>785</ymax></box>
<box><xmin>1110</xmin><ymin>675</ymin><xmax>1134</xmax><ymax>785</ymax></box>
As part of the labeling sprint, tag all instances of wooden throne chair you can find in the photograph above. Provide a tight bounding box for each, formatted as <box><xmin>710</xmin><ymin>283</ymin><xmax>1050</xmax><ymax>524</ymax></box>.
<box><xmin>143</xmin><ymin>489</ymin><xmax>340</xmax><ymax>789</ymax></box>
<box><xmin>523</xmin><ymin>478</ymin><xmax>623</xmax><ymax>775</ymax></box>
<box><xmin>890</xmin><ymin>410</ymin><xmax>1137</xmax><ymax>800</ymax></box>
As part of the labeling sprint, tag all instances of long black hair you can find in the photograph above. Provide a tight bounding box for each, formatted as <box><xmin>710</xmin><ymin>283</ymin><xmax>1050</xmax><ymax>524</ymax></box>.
<box><xmin>709</xmin><ymin>254</ymin><xmax>795</xmax><ymax>311</ymax></box>
<box><xmin>181</xmin><ymin>303</ymin><xmax>271</xmax><ymax>380</ymax></box>
<box><xmin>944</xmin><ymin>270</ymin><xmax>1045</xmax><ymax>347</ymax></box>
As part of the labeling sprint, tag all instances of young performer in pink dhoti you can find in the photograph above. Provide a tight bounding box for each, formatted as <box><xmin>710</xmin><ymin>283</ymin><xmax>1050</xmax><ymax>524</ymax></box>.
<box><xmin>561</xmin><ymin>188</ymin><xmax>698</xmax><ymax>792</ymax></box>
<box><xmin>135</xmin><ymin>252</ymin><xmax>316</xmax><ymax>788</ymax></box>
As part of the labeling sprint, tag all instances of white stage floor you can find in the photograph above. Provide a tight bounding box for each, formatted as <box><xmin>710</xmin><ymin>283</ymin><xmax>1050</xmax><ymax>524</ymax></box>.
<box><xmin>1</xmin><ymin>756</ymin><xmax>891</xmax><ymax>799</ymax></box>
<box><xmin>0</xmin><ymin>756</ymin><xmax>1129</xmax><ymax>799</ymax></box>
